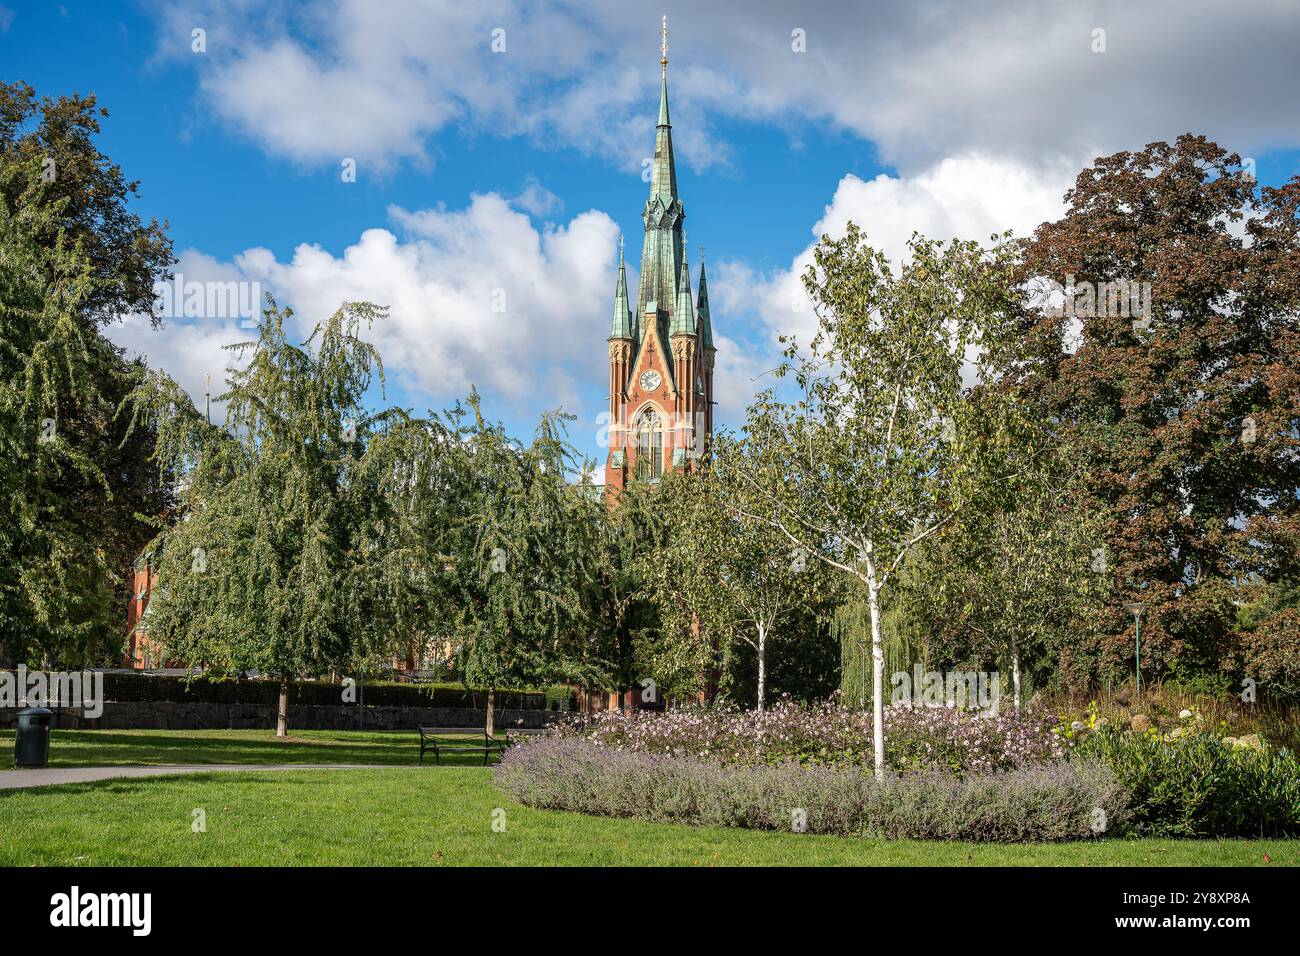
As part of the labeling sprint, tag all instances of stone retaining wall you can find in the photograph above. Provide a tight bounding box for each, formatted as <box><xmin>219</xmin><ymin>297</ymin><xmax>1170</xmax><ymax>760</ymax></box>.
<box><xmin>0</xmin><ymin>700</ymin><xmax>557</xmax><ymax>731</ymax></box>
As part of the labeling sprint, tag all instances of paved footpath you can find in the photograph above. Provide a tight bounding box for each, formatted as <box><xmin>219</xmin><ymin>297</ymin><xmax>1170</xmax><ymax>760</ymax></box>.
<box><xmin>0</xmin><ymin>764</ymin><xmax>407</xmax><ymax>790</ymax></box>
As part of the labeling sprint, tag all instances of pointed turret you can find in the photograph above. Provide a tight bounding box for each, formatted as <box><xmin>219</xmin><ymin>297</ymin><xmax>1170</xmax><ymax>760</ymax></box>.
<box><xmin>671</xmin><ymin>253</ymin><xmax>695</xmax><ymax>336</ymax></box>
<box><xmin>610</xmin><ymin>237</ymin><xmax>633</xmax><ymax>339</ymax></box>
<box><xmin>696</xmin><ymin>260</ymin><xmax>714</xmax><ymax>349</ymax></box>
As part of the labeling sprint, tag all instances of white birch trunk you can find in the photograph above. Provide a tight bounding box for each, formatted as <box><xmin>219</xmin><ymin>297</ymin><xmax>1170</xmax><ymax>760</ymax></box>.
<box><xmin>1011</xmin><ymin>637</ymin><xmax>1022</xmax><ymax>718</ymax></box>
<box><xmin>756</xmin><ymin>621</ymin><xmax>767</xmax><ymax>712</ymax></box>
<box><xmin>865</xmin><ymin>558</ymin><xmax>885</xmax><ymax>781</ymax></box>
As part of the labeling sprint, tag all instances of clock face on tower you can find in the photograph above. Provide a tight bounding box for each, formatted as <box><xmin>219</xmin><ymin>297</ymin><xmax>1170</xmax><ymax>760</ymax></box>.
<box><xmin>638</xmin><ymin>369</ymin><xmax>662</xmax><ymax>391</ymax></box>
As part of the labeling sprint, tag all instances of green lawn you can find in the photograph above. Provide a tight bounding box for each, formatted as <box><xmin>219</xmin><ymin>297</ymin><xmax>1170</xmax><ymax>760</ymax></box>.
<box><xmin>0</xmin><ymin>765</ymin><xmax>1294</xmax><ymax>866</ymax></box>
<box><xmin>0</xmin><ymin>728</ymin><xmax>500</xmax><ymax>768</ymax></box>
<box><xmin>0</xmin><ymin>729</ymin><xmax>1295</xmax><ymax>866</ymax></box>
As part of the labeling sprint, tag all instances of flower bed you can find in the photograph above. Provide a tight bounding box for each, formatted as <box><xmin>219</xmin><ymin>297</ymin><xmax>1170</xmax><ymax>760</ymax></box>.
<box><xmin>547</xmin><ymin>697</ymin><xmax>1066</xmax><ymax>773</ymax></box>
<box><xmin>495</xmin><ymin>699</ymin><xmax>1300</xmax><ymax>841</ymax></box>
<box><xmin>494</xmin><ymin>735</ymin><xmax>1126</xmax><ymax>842</ymax></box>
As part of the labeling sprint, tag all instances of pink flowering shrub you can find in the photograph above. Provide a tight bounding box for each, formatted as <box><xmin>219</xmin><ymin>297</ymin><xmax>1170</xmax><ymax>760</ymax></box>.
<box><xmin>544</xmin><ymin>694</ymin><xmax>1066</xmax><ymax>774</ymax></box>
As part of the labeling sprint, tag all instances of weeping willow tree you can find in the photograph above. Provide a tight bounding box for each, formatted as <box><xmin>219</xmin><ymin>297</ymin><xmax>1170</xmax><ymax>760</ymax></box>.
<box><xmin>123</xmin><ymin>296</ymin><xmax>412</xmax><ymax>736</ymax></box>
<box><xmin>433</xmin><ymin>392</ymin><xmax>612</xmax><ymax>735</ymax></box>
<box><xmin>0</xmin><ymin>176</ymin><xmax>116</xmax><ymax>666</ymax></box>
<box><xmin>0</xmin><ymin>128</ymin><xmax>171</xmax><ymax>668</ymax></box>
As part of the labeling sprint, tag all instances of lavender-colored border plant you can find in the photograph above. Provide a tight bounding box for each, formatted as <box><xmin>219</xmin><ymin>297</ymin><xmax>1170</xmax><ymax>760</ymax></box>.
<box><xmin>494</xmin><ymin>735</ymin><xmax>1127</xmax><ymax>842</ymax></box>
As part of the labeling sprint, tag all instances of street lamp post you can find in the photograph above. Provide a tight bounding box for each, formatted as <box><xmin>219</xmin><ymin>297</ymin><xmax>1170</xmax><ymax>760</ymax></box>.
<box><xmin>1124</xmin><ymin>602</ymin><xmax>1145</xmax><ymax>695</ymax></box>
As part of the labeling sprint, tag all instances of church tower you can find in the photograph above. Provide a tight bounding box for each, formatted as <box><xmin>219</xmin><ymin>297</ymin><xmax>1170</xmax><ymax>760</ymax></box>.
<box><xmin>606</xmin><ymin>17</ymin><xmax>716</xmax><ymax>495</ymax></box>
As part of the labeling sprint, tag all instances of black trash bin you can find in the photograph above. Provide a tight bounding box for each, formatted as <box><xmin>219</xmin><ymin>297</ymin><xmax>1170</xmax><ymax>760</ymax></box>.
<box><xmin>14</xmin><ymin>706</ymin><xmax>53</xmax><ymax>768</ymax></box>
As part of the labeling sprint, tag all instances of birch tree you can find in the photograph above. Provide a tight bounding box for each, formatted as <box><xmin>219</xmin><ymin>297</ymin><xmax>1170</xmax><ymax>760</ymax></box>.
<box><xmin>653</xmin><ymin>445</ymin><xmax>836</xmax><ymax>710</ymax></box>
<box><xmin>730</xmin><ymin>225</ymin><xmax>1028</xmax><ymax>777</ymax></box>
<box><xmin>910</xmin><ymin>458</ymin><xmax>1109</xmax><ymax>714</ymax></box>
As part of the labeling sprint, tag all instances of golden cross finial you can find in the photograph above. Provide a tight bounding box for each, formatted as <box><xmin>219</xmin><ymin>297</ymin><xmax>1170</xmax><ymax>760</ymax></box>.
<box><xmin>661</xmin><ymin>15</ymin><xmax>668</xmax><ymax>75</ymax></box>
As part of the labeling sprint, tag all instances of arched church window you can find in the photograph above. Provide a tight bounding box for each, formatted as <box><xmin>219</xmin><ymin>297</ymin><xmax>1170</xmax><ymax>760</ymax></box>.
<box><xmin>634</xmin><ymin>408</ymin><xmax>664</xmax><ymax>481</ymax></box>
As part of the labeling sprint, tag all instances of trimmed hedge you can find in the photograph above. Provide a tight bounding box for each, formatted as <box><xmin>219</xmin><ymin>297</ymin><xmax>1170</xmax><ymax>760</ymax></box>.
<box><xmin>1077</xmin><ymin>727</ymin><xmax>1300</xmax><ymax>837</ymax></box>
<box><xmin>494</xmin><ymin>736</ymin><xmax>1128</xmax><ymax>842</ymax></box>
<box><xmin>72</xmin><ymin>673</ymin><xmax>573</xmax><ymax>711</ymax></box>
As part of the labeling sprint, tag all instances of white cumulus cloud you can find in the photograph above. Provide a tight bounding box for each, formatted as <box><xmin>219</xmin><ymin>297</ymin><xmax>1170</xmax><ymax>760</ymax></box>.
<box><xmin>719</xmin><ymin>154</ymin><xmax>1073</xmax><ymax>348</ymax></box>
<box><xmin>108</xmin><ymin>192</ymin><xmax>622</xmax><ymax>422</ymax></box>
<box><xmin>148</xmin><ymin>0</ymin><xmax>1300</xmax><ymax>176</ymax></box>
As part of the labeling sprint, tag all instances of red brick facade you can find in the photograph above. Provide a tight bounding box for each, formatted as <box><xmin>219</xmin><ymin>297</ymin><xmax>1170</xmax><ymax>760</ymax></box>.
<box><xmin>124</xmin><ymin>561</ymin><xmax>162</xmax><ymax>669</ymax></box>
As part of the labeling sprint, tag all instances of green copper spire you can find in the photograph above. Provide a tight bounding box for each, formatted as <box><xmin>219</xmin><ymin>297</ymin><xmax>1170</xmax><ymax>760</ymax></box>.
<box><xmin>696</xmin><ymin>259</ymin><xmax>714</xmax><ymax>349</ymax></box>
<box><xmin>649</xmin><ymin>74</ymin><xmax>677</xmax><ymax>202</ymax></box>
<box><xmin>610</xmin><ymin>234</ymin><xmax>632</xmax><ymax>339</ymax></box>
<box><xmin>635</xmin><ymin>18</ymin><xmax>684</xmax><ymax>331</ymax></box>
<box><xmin>671</xmin><ymin>251</ymin><xmax>695</xmax><ymax>336</ymax></box>
<box><xmin>631</xmin><ymin>17</ymin><xmax>689</xmax><ymax>385</ymax></box>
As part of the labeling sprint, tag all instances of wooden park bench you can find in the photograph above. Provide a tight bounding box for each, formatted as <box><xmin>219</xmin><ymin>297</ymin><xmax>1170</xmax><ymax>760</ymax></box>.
<box><xmin>417</xmin><ymin>726</ymin><xmax>508</xmax><ymax>765</ymax></box>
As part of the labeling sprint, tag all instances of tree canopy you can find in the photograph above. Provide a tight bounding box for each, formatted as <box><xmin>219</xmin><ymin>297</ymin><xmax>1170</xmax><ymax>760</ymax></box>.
<box><xmin>1017</xmin><ymin>135</ymin><xmax>1300</xmax><ymax>686</ymax></box>
<box><xmin>124</xmin><ymin>298</ymin><xmax>405</xmax><ymax>732</ymax></box>
<box><xmin>0</xmin><ymin>83</ymin><xmax>171</xmax><ymax>667</ymax></box>
<box><xmin>728</xmin><ymin>227</ymin><xmax>1031</xmax><ymax>773</ymax></box>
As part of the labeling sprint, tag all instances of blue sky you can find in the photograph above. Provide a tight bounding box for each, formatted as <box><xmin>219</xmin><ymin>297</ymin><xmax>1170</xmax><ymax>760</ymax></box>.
<box><xmin>4</xmin><ymin>0</ymin><xmax>1299</xmax><ymax>468</ymax></box>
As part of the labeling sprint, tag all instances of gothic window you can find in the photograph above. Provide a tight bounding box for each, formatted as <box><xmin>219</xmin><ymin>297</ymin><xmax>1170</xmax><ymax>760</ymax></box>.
<box><xmin>633</xmin><ymin>407</ymin><xmax>664</xmax><ymax>481</ymax></box>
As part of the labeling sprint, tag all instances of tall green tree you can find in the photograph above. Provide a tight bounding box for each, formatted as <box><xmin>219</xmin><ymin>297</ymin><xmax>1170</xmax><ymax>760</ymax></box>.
<box><xmin>0</xmin><ymin>82</ymin><xmax>174</xmax><ymax>327</ymax></box>
<box><xmin>1017</xmin><ymin>135</ymin><xmax>1300</xmax><ymax>681</ymax></box>
<box><xmin>575</xmin><ymin>475</ymin><xmax>659</xmax><ymax>708</ymax></box>
<box><xmin>626</xmin><ymin>476</ymin><xmax>716</xmax><ymax>703</ymax></box>
<box><xmin>650</xmin><ymin>442</ymin><xmax>838</xmax><ymax>711</ymax></box>
<box><xmin>906</xmin><ymin>455</ymin><xmax>1110</xmax><ymax>712</ymax></box>
<box><xmin>0</xmin><ymin>82</ymin><xmax>173</xmax><ymax>666</ymax></box>
<box><xmin>730</xmin><ymin>227</ymin><xmax>1028</xmax><ymax>776</ymax></box>
<box><xmin>0</xmin><ymin>173</ymin><xmax>115</xmax><ymax>663</ymax></box>
<box><xmin>435</xmin><ymin>395</ymin><xmax>608</xmax><ymax>734</ymax></box>
<box><xmin>125</xmin><ymin>298</ymin><xmax>402</xmax><ymax>735</ymax></box>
